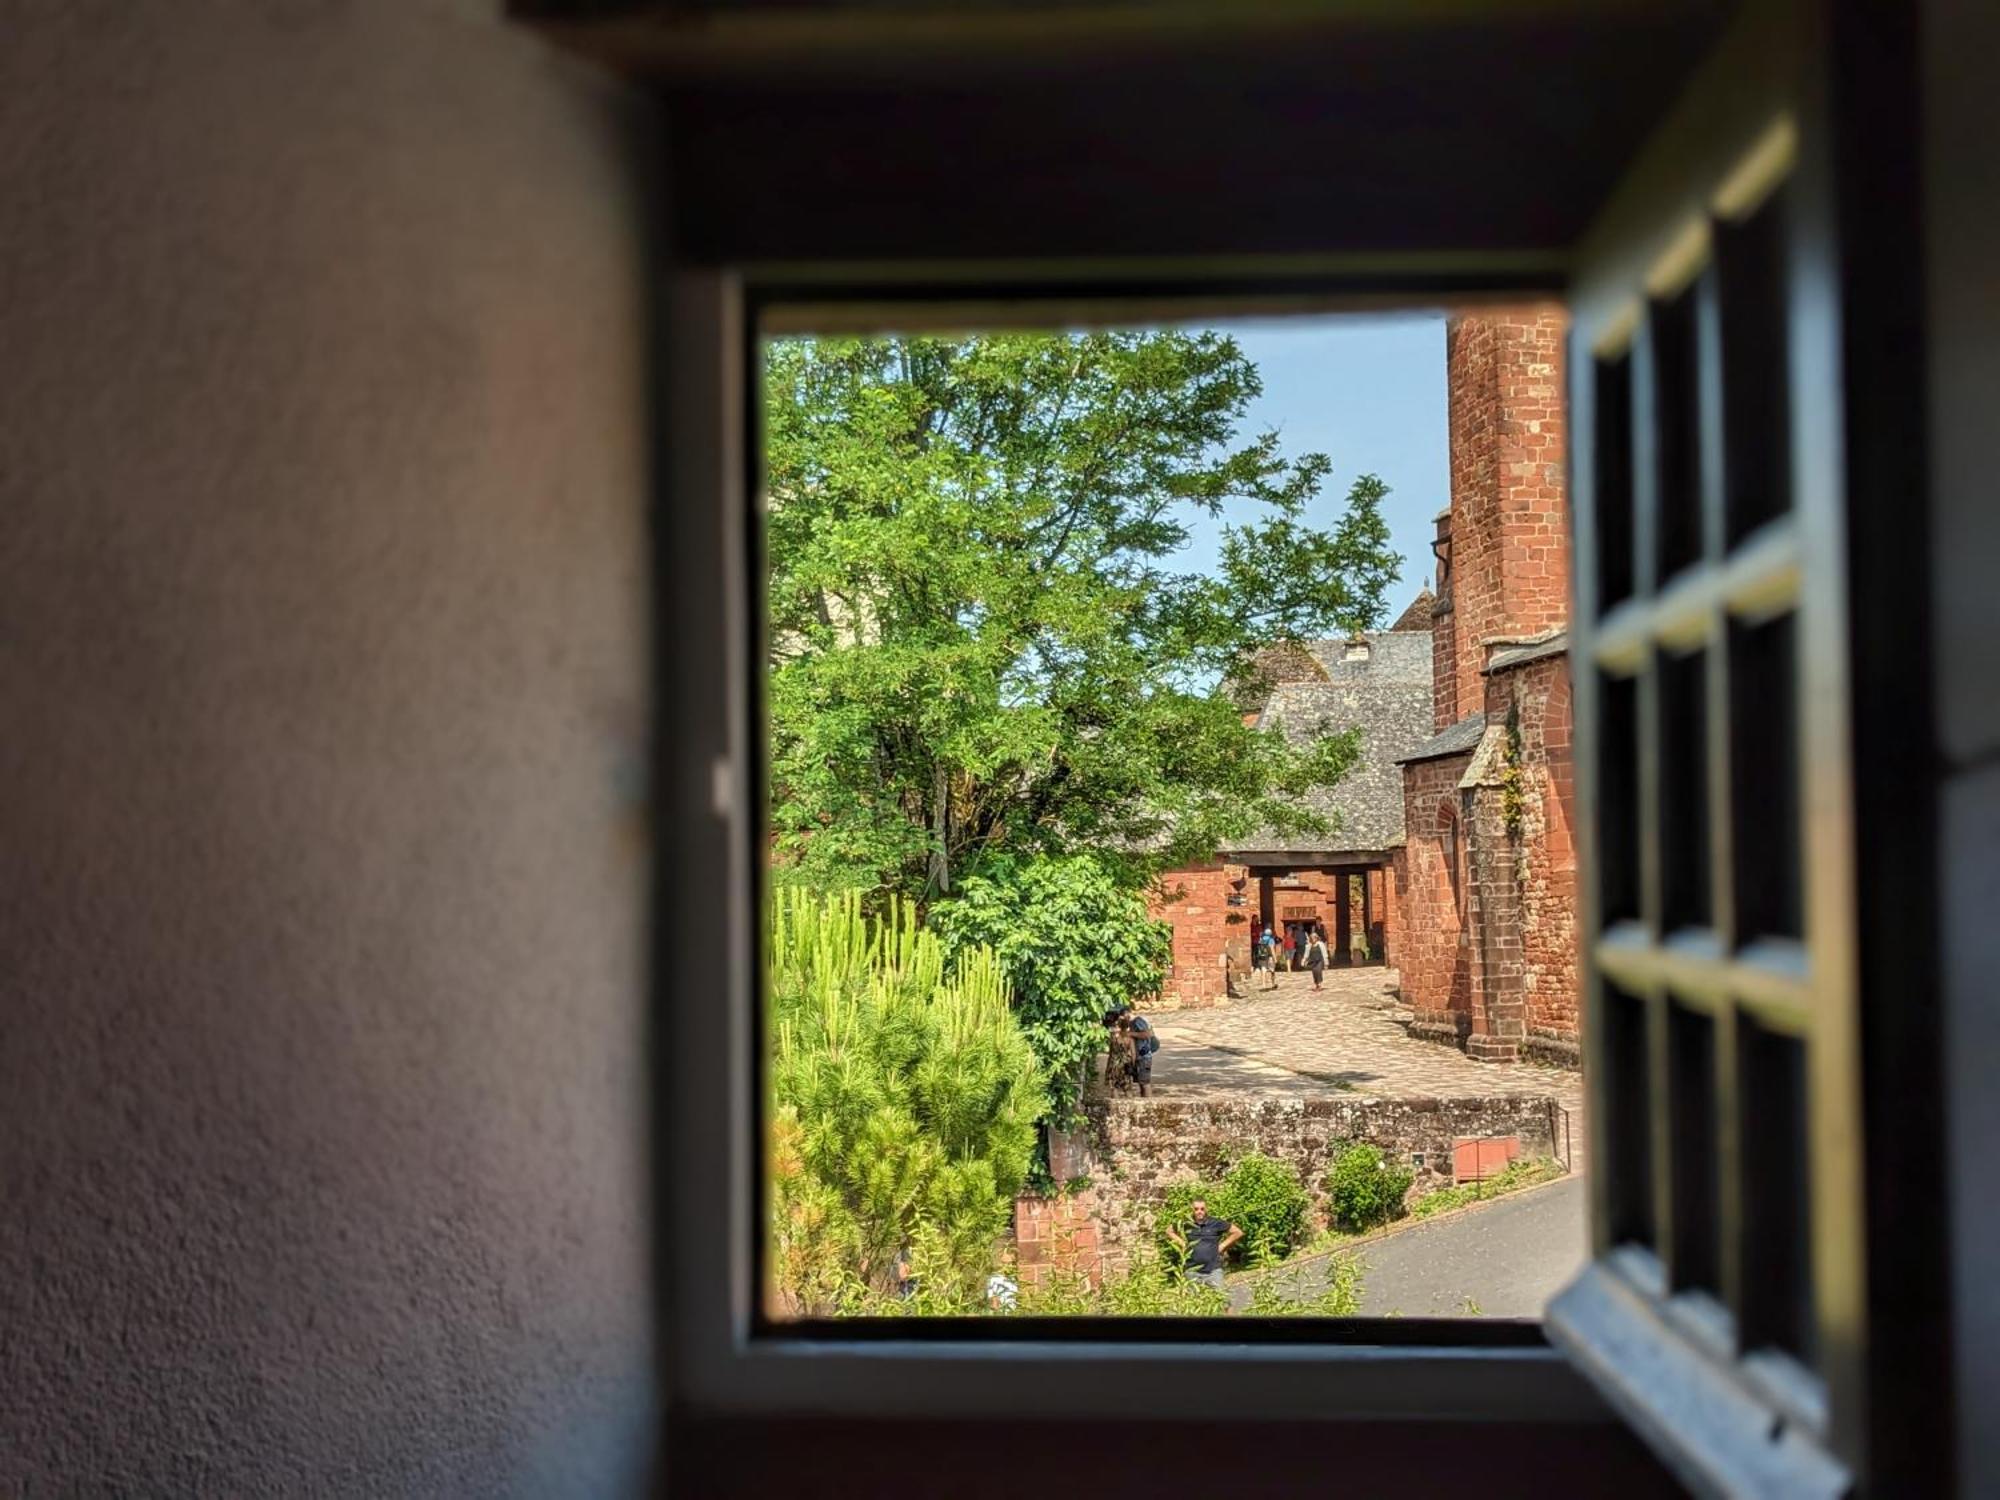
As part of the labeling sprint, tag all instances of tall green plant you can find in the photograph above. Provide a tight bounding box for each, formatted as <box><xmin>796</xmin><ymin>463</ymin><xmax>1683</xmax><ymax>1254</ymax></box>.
<box><xmin>767</xmin><ymin>889</ymin><xmax>1045</xmax><ymax>1316</ymax></box>
<box><xmin>932</xmin><ymin>855</ymin><xmax>1171</xmax><ymax>1126</ymax></box>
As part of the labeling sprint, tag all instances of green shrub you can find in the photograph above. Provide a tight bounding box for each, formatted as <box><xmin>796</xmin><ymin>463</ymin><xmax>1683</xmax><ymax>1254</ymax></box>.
<box><xmin>1216</xmin><ymin>1152</ymin><xmax>1312</xmax><ymax>1265</ymax></box>
<box><xmin>1243</xmin><ymin>1254</ymin><xmax>1365</xmax><ymax>1318</ymax></box>
<box><xmin>1155</xmin><ymin>1153</ymin><xmax>1313</xmax><ymax>1268</ymax></box>
<box><xmin>1325</xmin><ymin>1143</ymin><xmax>1415</xmax><ymax>1232</ymax></box>
<box><xmin>933</xmin><ymin>855</ymin><xmax>1172</xmax><ymax>1128</ymax></box>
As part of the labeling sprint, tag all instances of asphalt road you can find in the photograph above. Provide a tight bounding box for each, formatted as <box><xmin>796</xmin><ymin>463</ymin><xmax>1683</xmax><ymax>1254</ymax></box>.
<box><xmin>1355</xmin><ymin>1175</ymin><xmax>1588</xmax><ymax>1318</ymax></box>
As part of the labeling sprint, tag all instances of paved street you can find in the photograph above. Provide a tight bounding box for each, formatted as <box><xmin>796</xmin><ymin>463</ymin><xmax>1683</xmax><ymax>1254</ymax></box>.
<box><xmin>1234</xmin><ymin>1176</ymin><xmax>1589</xmax><ymax>1318</ymax></box>
<box><xmin>1353</xmin><ymin>1175</ymin><xmax>1588</xmax><ymax>1317</ymax></box>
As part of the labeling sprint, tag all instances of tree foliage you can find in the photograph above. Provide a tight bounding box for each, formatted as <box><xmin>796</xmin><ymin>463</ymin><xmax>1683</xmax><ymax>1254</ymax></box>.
<box><xmin>767</xmin><ymin>889</ymin><xmax>1044</xmax><ymax>1317</ymax></box>
<box><xmin>932</xmin><ymin>855</ymin><xmax>1172</xmax><ymax>1126</ymax></box>
<box><xmin>765</xmin><ymin>332</ymin><xmax>1403</xmax><ymax>903</ymax></box>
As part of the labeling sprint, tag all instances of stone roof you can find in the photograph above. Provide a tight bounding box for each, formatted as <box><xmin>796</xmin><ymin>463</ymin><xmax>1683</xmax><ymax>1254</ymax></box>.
<box><xmin>1221</xmin><ymin>630</ymin><xmax>1435</xmax><ymax>856</ymax></box>
<box><xmin>1483</xmin><ymin>629</ymin><xmax>1568</xmax><ymax>674</ymax></box>
<box><xmin>1397</xmin><ymin>711</ymin><xmax>1488</xmax><ymax>766</ymax></box>
<box><xmin>1389</xmin><ymin>587</ymin><xmax>1436</xmax><ymax>632</ymax></box>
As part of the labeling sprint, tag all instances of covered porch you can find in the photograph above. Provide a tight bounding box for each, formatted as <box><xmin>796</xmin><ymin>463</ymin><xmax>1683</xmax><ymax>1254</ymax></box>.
<box><xmin>1240</xmin><ymin>853</ymin><xmax>1394</xmax><ymax>970</ymax></box>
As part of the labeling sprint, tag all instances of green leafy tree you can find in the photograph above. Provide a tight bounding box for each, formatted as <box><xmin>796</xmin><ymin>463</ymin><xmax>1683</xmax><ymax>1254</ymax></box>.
<box><xmin>932</xmin><ymin>855</ymin><xmax>1172</xmax><ymax>1125</ymax></box>
<box><xmin>767</xmin><ymin>889</ymin><xmax>1044</xmax><ymax>1316</ymax></box>
<box><xmin>765</xmin><ymin>332</ymin><xmax>1403</xmax><ymax>903</ymax></box>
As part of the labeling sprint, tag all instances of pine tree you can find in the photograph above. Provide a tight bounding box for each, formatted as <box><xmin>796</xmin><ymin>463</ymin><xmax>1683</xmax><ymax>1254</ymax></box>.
<box><xmin>767</xmin><ymin>889</ymin><xmax>1044</xmax><ymax>1316</ymax></box>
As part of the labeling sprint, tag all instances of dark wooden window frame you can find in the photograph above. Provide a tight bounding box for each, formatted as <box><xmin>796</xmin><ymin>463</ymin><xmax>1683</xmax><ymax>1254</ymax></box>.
<box><xmin>659</xmin><ymin>267</ymin><xmax>1639</xmax><ymax>1424</ymax></box>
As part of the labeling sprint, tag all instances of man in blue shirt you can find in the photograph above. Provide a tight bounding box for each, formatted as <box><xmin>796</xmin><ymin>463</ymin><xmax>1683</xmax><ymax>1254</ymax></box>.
<box><xmin>1167</xmin><ymin>1198</ymin><xmax>1243</xmax><ymax>1289</ymax></box>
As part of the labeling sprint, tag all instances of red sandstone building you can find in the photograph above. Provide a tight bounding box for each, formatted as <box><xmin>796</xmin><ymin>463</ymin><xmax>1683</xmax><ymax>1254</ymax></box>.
<box><xmin>1152</xmin><ymin>308</ymin><xmax>1580</xmax><ymax>1066</ymax></box>
<box><xmin>1394</xmin><ymin>308</ymin><xmax>1577</xmax><ymax>1065</ymax></box>
<box><xmin>1150</xmin><ymin>612</ymin><xmax>1435</xmax><ymax>1007</ymax></box>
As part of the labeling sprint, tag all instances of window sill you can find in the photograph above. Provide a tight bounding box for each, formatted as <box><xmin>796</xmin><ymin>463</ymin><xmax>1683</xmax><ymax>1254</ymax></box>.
<box><xmin>679</xmin><ymin>1325</ymin><xmax>1617</xmax><ymax>1422</ymax></box>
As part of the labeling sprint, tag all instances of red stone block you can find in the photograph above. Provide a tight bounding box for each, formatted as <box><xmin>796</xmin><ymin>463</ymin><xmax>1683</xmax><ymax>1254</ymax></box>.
<box><xmin>1453</xmin><ymin>1135</ymin><xmax>1522</xmax><ymax>1182</ymax></box>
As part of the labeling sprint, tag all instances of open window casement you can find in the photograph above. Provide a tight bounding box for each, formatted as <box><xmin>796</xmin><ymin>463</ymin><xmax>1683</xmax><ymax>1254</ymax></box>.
<box><xmin>522</xmin><ymin>0</ymin><xmax>1948</xmax><ymax>1490</ymax></box>
<box><xmin>1547</xmin><ymin>1</ymin><xmax>1944</xmax><ymax>1494</ymax></box>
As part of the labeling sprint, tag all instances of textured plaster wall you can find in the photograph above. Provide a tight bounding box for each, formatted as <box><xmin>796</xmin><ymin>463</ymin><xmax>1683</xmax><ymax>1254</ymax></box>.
<box><xmin>0</xmin><ymin>4</ymin><xmax>657</xmax><ymax>1493</ymax></box>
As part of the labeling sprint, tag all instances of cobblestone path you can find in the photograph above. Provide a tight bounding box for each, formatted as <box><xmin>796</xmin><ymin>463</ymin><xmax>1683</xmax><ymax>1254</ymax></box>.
<box><xmin>1149</xmin><ymin>968</ymin><xmax>1588</xmax><ymax>1171</ymax></box>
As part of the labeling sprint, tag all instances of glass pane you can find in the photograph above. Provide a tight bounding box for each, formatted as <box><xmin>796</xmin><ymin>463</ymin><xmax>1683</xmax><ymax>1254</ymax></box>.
<box><xmin>1605</xmin><ymin>983</ymin><xmax>1656</xmax><ymax>1250</ymax></box>
<box><xmin>1667</xmin><ymin>1000</ymin><xmax>1721</xmax><ymax>1293</ymax></box>
<box><xmin>1595</xmin><ymin>353</ymin><xmax>1636</xmax><ymax>611</ymax></box>
<box><xmin>1730</xmin><ymin>612</ymin><xmax>1803</xmax><ymax>943</ymax></box>
<box><xmin>1739</xmin><ymin>1021</ymin><xmax>1815</xmax><ymax>1365</ymax></box>
<box><xmin>1648</xmin><ymin>288</ymin><xmax>1703</xmax><ymax>583</ymax></box>
<box><xmin>1599</xmin><ymin>671</ymin><xmax>1642</xmax><ymax>926</ymax></box>
<box><xmin>1718</xmin><ymin>187</ymin><xmax>1792</xmax><ymax>545</ymax></box>
<box><xmin>760</xmin><ymin>311</ymin><xmax>1595</xmax><ymax>1325</ymax></box>
<box><xmin>1658</xmin><ymin>648</ymin><xmax>1712</xmax><ymax>934</ymax></box>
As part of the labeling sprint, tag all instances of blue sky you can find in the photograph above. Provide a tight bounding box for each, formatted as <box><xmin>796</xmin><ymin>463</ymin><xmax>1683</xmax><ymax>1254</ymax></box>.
<box><xmin>1172</xmin><ymin>312</ymin><xmax>1450</xmax><ymax>621</ymax></box>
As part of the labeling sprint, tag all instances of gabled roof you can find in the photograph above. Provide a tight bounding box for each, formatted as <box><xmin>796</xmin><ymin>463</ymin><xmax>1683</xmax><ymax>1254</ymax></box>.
<box><xmin>1389</xmin><ymin>587</ymin><xmax>1436</xmax><ymax>632</ymax></box>
<box><xmin>1396</xmin><ymin>711</ymin><xmax>1488</xmax><ymax>766</ymax></box>
<box><xmin>1221</xmin><ymin>630</ymin><xmax>1435</xmax><ymax>856</ymax></box>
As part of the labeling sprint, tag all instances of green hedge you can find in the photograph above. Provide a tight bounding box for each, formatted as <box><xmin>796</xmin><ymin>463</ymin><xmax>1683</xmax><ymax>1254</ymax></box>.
<box><xmin>1324</xmin><ymin>1142</ymin><xmax>1414</xmax><ymax>1232</ymax></box>
<box><xmin>1157</xmin><ymin>1152</ymin><xmax>1313</xmax><ymax>1268</ymax></box>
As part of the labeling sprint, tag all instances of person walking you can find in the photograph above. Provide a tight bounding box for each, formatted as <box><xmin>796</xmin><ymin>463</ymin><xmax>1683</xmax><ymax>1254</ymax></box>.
<box><xmin>1166</xmin><ymin>1197</ymin><xmax>1242</xmax><ymax>1291</ymax></box>
<box><xmin>1253</xmin><ymin>927</ymin><xmax>1278</xmax><ymax>991</ymax></box>
<box><xmin>1129</xmin><ymin>1017</ymin><xmax>1155</xmax><ymax>1098</ymax></box>
<box><xmin>1306</xmin><ymin>926</ymin><xmax>1329</xmax><ymax>992</ymax></box>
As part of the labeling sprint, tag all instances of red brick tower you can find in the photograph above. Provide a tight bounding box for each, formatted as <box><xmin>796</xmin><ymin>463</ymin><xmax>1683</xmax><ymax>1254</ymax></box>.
<box><xmin>1398</xmin><ymin>306</ymin><xmax>1577</xmax><ymax>1065</ymax></box>
<box><xmin>1431</xmin><ymin>309</ymin><xmax>1569</xmax><ymax>729</ymax></box>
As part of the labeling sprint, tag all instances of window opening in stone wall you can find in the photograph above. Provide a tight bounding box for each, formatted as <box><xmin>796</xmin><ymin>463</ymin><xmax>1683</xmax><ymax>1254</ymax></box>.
<box><xmin>759</xmin><ymin>307</ymin><xmax>1594</xmax><ymax>1326</ymax></box>
<box><xmin>1548</xmin><ymin>120</ymin><xmax>1851</xmax><ymax>1487</ymax></box>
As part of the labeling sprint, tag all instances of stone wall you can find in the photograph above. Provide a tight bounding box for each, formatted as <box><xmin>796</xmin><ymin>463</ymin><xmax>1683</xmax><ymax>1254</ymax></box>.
<box><xmin>1397</xmin><ymin>654</ymin><xmax>1578</xmax><ymax>1066</ymax></box>
<box><xmin>1014</xmin><ymin>1189</ymin><xmax>1112</xmax><ymax>1287</ymax></box>
<box><xmin>1394</xmin><ymin>305</ymin><xmax>1577</xmax><ymax>1067</ymax></box>
<box><xmin>1149</xmin><ymin>860</ymin><xmax>1252</xmax><ymax>1007</ymax></box>
<box><xmin>1460</xmin><ymin>742</ymin><xmax>1526</xmax><ymax>1060</ymax></box>
<box><xmin>1152</xmin><ymin>861</ymin><xmax>1396</xmax><ymax>1006</ymax></box>
<box><xmin>1078</xmin><ymin>1094</ymin><xmax>1561</xmax><ymax>1251</ymax></box>
<box><xmin>1430</xmin><ymin>511</ymin><xmax>1461</xmax><ymax>732</ymax></box>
